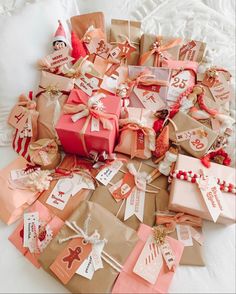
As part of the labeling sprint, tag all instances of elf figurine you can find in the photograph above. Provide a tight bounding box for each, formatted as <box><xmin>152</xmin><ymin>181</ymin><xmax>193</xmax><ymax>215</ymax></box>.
<box><xmin>52</xmin><ymin>20</ymin><xmax>68</xmax><ymax>51</ymax></box>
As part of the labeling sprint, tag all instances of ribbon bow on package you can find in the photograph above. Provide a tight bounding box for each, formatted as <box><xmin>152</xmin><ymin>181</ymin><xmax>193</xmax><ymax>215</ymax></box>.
<box><xmin>9</xmin><ymin>201</ymin><xmax>64</xmax><ymax>268</ymax></box>
<box><xmin>115</xmin><ymin>107</ymin><xmax>156</xmax><ymax>159</ymax></box>
<box><xmin>112</xmin><ymin>224</ymin><xmax>184</xmax><ymax>294</ymax></box>
<box><xmin>39</xmin><ymin>201</ymin><xmax>138</xmax><ymax>293</ymax></box>
<box><xmin>139</xmin><ymin>34</ymin><xmax>182</xmax><ymax>67</ymax></box>
<box><xmin>8</xmin><ymin>94</ymin><xmax>39</xmax><ymax>161</ymax></box>
<box><xmin>56</xmin><ymin>89</ymin><xmax>121</xmax><ymax>157</ymax></box>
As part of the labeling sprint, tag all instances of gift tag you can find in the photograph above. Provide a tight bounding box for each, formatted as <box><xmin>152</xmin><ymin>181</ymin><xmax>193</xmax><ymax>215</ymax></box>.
<box><xmin>50</xmin><ymin>238</ymin><xmax>92</xmax><ymax>284</ymax></box>
<box><xmin>44</xmin><ymin>48</ymin><xmax>73</xmax><ymax>68</ymax></box>
<box><xmin>209</xmin><ymin>72</ymin><xmax>233</xmax><ymax>105</ymax></box>
<box><xmin>176</xmin><ymin>224</ymin><xmax>193</xmax><ymax>247</ymax></box>
<box><xmin>8</xmin><ymin>105</ymin><xmax>29</xmax><ymax>131</ymax></box>
<box><xmin>197</xmin><ymin>176</ymin><xmax>224</xmax><ymax>222</ymax></box>
<box><xmin>91</xmin><ymin>117</ymin><xmax>100</xmax><ymax>132</ymax></box>
<box><xmin>159</xmin><ymin>241</ymin><xmax>175</xmax><ymax>271</ymax></box>
<box><xmin>37</xmin><ymin>223</ymin><xmax>54</xmax><ymax>252</ymax></box>
<box><xmin>179</xmin><ymin>40</ymin><xmax>204</xmax><ymax>62</ymax></box>
<box><xmin>109</xmin><ymin>46</ymin><xmax>121</xmax><ymax>59</ymax></box>
<box><xmin>167</xmin><ymin>70</ymin><xmax>192</xmax><ymax>103</ymax></box>
<box><xmin>46</xmin><ymin>178</ymin><xmax>75</xmax><ymax>210</ymax></box>
<box><xmin>117</xmin><ymin>41</ymin><xmax>136</xmax><ymax>59</ymax></box>
<box><xmin>124</xmin><ymin>185</ymin><xmax>146</xmax><ymax>222</ymax></box>
<box><xmin>189</xmin><ymin>133</ymin><xmax>208</xmax><ymax>152</ymax></box>
<box><xmin>133</xmin><ymin>235</ymin><xmax>163</xmax><ymax>285</ymax></box>
<box><xmin>133</xmin><ymin>87</ymin><xmax>166</xmax><ymax>111</ymax></box>
<box><xmin>75</xmin><ymin>75</ymin><xmax>101</xmax><ymax>96</ymax></box>
<box><xmin>96</xmin><ymin>160</ymin><xmax>123</xmax><ymax>186</ymax></box>
<box><xmin>23</xmin><ymin>212</ymin><xmax>39</xmax><ymax>249</ymax></box>
<box><xmin>175</xmin><ymin>128</ymin><xmax>202</xmax><ymax>142</ymax></box>
<box><xmin>109</xmin><ymin>172</ymin><xmax>135</xmax><ymax>200</ymax></box>
<box><xmin>71</xmin><ymin>174</ymin><xmax>95</xmax><ymax>196</ymax></box>
<box><xmin>10</xmin><ymin>169</ymin><xmax>32</xmax><ymax>182</ymax></box>
<box><xmin>136</xmin><ymin>129</ymin><xmax>145</xmax><ymax>151</ymax></box>
<box><xmin>85</xmin><ymin>37</ymin><xmax>112</xmax><ymax>59</ymax></box>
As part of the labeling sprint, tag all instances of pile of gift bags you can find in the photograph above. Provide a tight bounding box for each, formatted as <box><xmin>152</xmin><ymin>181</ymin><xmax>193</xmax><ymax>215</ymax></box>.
<box><xmin>0</xmin><ymin>12</ymin><xmax>235</xmax><ymax>293</ymax></box>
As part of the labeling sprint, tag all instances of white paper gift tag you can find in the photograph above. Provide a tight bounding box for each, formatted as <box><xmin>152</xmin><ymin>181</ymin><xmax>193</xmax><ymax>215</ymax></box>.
<box><xmin>91</xmin><ymin>117</ymin><xmax>100</xmax><ymax>132</ymax></box>
<box><xmin>75</xmin><ymin>75</ymin><xmax>100</xmax><ymax>96</ymax></box>
<box><xmin>209</xmin><ymin>72</ymin><xmax>233</xmax><ymax>105</ymax></box>
<box><xmin>71</xmin><ymin>174</ymin><xmax>95</xmax><ymax>196</ymax></box>
<box><xmin>168</xmin><ymin>70</ymin><xmax>191</xmax><ymax>103</ymax></box>
<box><xmin>133</xmin><ymin>87</ymin><xmax>166</xmax><ymax>111</ymax></box>
<box><xmin>44</xmin><ymin>48</ymin><xmax>73</xmax><ymax>68</ymax></box>
<box><xmin>176</xmin><ymin>224</ymin><xmax>193</xmax><ymax>247</ymax></box>
<box><xmin>133</xmin><ymin>235</ymin><xmax>163</xmax><ymax>285</ymax></box>
<box><xmin>196</xmin><ymin>176</ymin><xmax>227</xmax><ymax>222</ymax></box>
<box><xmin>23</xmin><ymin>212</ymin><xmax>39</xmax><ymax>249</ymax></box>
<box><xmin>46</xmin><ymin>177</ymin><xmax>75</xmax><ymax>210</ymax></box>
<box><xmin>96</xmin><ymin>161</ymin><xmax>123</xmax><ymax>186</ymax></box>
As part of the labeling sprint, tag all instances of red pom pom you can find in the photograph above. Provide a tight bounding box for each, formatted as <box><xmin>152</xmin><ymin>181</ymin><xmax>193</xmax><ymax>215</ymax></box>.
<box><xmin>71</xmin><ymin>31</ymin><xmax>87</xmax><ymax>63</ymax></box>
<box><xmin>223</xmin><ymin>157</ymin><xmax>231</xmax><ymax>166</ymax></box>
<box><xmin>201</xmin><ymin>156</ymin><xmax>211</xmax><ymax>168</ymax></box>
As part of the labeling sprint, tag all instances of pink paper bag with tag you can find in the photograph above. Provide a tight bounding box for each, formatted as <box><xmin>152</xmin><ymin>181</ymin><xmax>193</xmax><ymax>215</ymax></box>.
<box><xmin>0</xmin><ymin>157</ymin><xmax>40</xmax><ymax>225</ymax></box>
<box><xmin>56</xmin><ymin>89</ymin><xmax>121</xmax><ymax>157</ymax></box>
<box><xmin>9</xmin><ymin>201</ymin><xmax>64</xmax><ymax>268</ymax></box>
<box><xmin>112</xmin><ymin>224</ymin><xmax>184</xmax><ymax>294</ymax></box>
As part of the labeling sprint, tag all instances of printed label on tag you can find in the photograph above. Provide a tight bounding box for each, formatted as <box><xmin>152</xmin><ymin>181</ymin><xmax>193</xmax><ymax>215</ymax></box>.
<box><xmin>159</xmin><ymin>241</ymin><xmax>175</xmax><ymax>271</ymax></box>
<box><xmin>133</xmin><ymin>87</ymin><xmax>166</xmax><ymax>111</ymax></box>
<box><xmin>124</xmin><ymin>185</ymin><xmax>146</xmax><ymax>222</ymax></box>
<box><xmin>167</xmin><ymin>70</ymin><xmax>191</xmax><ymax>103</ymax></box>
<box><xmin>136</xmin><ymin>129</ymin><xmax>145</xmax><ymax>151</ymax></box>
<box><xmin>39</xmin><ymin>150</ymin><xmax>51</xmax><ymax>166</ymax></box>
<box><xmin>109</xmin><ymin>172</ymin><xmax>135</xmax><ymax>200</ymax></box>
<box><xmin>8</xmin><ymin>105</ymin><xmax>28</xmax><ymax>131</ymax></box>
<box><xmin>189</xmin><ymin>133</ymin><xmax>208</xmax><ymax>152</ymax></box>
<box><xmin>109</xmin><ymin>46</ymin><xmax>121</xmax><ymax>59</ymax></box>
<box><xmin>175</xmin><ymin>128</ymin><xmax>201</xmax><ymax>142</ymax></box>
<box><xmin>179</xmin><ymin>41</ymin><xmax>204</xmax><ymax>62</ymax></box>
<box><xmin>197</xmin><ymin>176</ymin><xmax>224</xmax><ymax>222</ymax></box>
<box><xmin>71</xmin><ymin>174</ymin><xmax>95</xmax><ymax>196</ymax></box>
<box><xmin>50</xmin><ymin>238</ymin><xmax>92</xmax><ymax>284</ymax></box>
<box><xmin>85</xmin><ymin>38</ymin><xmax>112</xmax><ymax>59</ymax></box>
<box><xmin>91</xmin><ymin>117</ymin><xmax>100</xmax><ymax>132</ymax></box>
<box><xmin>189</xmin><ymin>227</ymin><xmax>204</xmax><ymax>245</ymax></box>
<box><xmin>76</xmin><ymin>241</ymin><xmax>105</xmax><ymax>280</ymax></box>
<box><xmin>176</xmin><ymin>224</ymin><xmax>193</xmax><ymax>247</ymax></box>
<box><xmin>209</xmin><ymin>72</ymin><xmax>233</xmax><ymax>105</ymax></box>
<box><xmin>46</xmin><ymin>178</ymin><xmax>75</xmax><ymax>210</ymax></box>
<box><xmin>133</xmin><ymin>235</ymin><xmax>163</xmax><ymax>285</ymax></box>
<box><xmin>23</xmin><ymin>212</ymin><xmax>39</xmax><ymax>249</ymax></box>
<box><xmin>96</xmin><ymin>161</ymin><xmax>123</xmax><ymax>186</ymax></box>
<box><xmin>45</xmin><ymin>48</ymin><xmax>73</xmax><ymax>68</ymax></box>
<box><xmin>75</xmin><ymin>75</ymin><xmax>101</xmax><ymax>96</ymax></box>
<box><xmin>179</xmin><ymin>40</ymin><xmax>196</xmax><ymax>58</ymax></box>
<box><xmin>10</xmin><ymin>169</ymin><xmax>31</xmax><ymax>181</ymax></box>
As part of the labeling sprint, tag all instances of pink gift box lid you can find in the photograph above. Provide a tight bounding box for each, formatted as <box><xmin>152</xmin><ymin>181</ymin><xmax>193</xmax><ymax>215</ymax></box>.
<box><xmin>56</xmin><ymin>89</ymin><xmax>121</xmax><ymax>156</ymax></box>
<box><xmin>112</xmin><ymin>224</ymin><xmax>184</xmax><ymax>294</ymax></box>
<box><xmin>8</xmin><ymin>201</ymin><xmax>64</xmax><ymax>268</ymax></box>
<box><xmin>169</xmin><ymin>154</ymin><xmax>236</xmax><ymax>224</ymax></box>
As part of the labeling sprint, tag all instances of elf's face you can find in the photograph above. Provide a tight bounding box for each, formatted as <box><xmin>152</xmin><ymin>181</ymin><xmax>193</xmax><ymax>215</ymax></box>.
<box><xmin>53</xmin><ymin>41</ymin><xmax>67</xmax><ymax>51</ymax></box>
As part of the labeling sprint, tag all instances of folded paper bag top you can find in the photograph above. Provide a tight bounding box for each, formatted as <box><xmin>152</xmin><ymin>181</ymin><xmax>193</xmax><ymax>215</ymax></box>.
<box><xmin>39</xmin><ymin>201</ymin><xmax>138</xmax><ymax>293</ymax></box>
<box><xmin>168</xmin><ymin>154</ymin><xmax>236</xmax><ymax>224</ymax></box>
<box><xmin>0</xmin><ymin>157</ymin><xmax>40</xmax><ymax>225</ymax></box>
<box><xmin>111</xmin><ymin>224</ymin><xmax>184</xmax><ymax>294</ymax></box>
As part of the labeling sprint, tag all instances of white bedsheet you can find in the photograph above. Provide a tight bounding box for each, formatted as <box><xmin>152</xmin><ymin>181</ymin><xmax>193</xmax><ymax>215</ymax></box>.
<box><xmin>0</xmin><ymin>0</ymin><xmax>235</xmax><ymax>293</ymax></box>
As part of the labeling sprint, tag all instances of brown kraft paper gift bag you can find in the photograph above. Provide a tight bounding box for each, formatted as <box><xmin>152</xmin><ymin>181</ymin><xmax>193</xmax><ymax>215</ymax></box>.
<box><xmin>71</xmin><ymin>12</ymin><xmax>106</xmax><ymax>39</ymax></box>
<box><xmin>155</xmin><ymin>189</ymin><xmax>205</xmax><ymax>266</ymax></box>
<box><xmin>110</xmin><ymin>19</ymin><xmax>141</xmax><ymax>65</ymax></box>
<box><xmin>39</xmin><ymin>201</ymin><xmax>138</xmax><ymax>293</ymax></box>
<box><xmin>38</xmin><ymin>155</ymin><xmax>94</xmax><ymax>221</ymax></box>
<box><xmin>90</xmin><ymin>159</ymin><xmax>169</xmax><ymax>231</ymax></box>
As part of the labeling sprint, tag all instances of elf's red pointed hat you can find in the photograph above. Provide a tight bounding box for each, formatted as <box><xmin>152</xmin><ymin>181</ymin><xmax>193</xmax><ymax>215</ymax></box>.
<box><xmin>53</xmin><ymin>20</ymin><xmax>67</xmax><ymax>44</ymax></box>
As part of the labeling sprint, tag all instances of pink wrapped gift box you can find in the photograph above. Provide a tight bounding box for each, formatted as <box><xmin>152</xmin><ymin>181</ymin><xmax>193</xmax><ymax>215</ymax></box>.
<box><xmin>56</xmin><ymin>89</ymin><xmax>121</xmax><ymax>156</ymax></box>
<box><xmin>8</xmin><ymin>201</ymin><xmax>64</xmax><ymax>268</ymax></box>
<box><xmin>0</xmin><ymin>157</ymin><xmax>40</xmax><ymax>225</ymax></box>
<box><xmin>169</xmin><ymin>154</ymin><xmax>236</xmax><ymax>224</ymax></box>
<box><xmin>128</xmin><ymin>66</ymin><xmax>171</xmax><ymax>111</ymax></box>
<box><xmin>112</xmin><ymin>224</ymin><xmax>184</xmax><ymax>293</ymax></box>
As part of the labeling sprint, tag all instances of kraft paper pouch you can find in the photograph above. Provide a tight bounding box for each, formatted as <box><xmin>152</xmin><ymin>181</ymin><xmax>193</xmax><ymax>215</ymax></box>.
<box><xmin>36</xmin><ymin>71</ymin><xmax>74</xmax><ymax>142</ymax></box>
<box><xmin>28</xmin><ymin>138</ymin><xmax>61</xmax><ymax>170</ymax></box>
<box><xmin>111</xmin><ymin>224</ymin><xmax>184</xmax><ymax>294</ymax></box>
<box><xmin>90</xmin><ymin>159</ymin><xmax>168</xmax><ymax>231</ymax></box>
<box><xmin>115</xmin><ymin>107</ymin><xmax>156</xmax><ymax>159</ymax></box>
<box><xmin>38</xmin><ymin>155</ymin><xmax>95</xmax><ymax>221</ymax></box>
<box><xmin>9</xmin><ymin>201</ymin><xmax>64</xmax><ymax>268</ymax></box>
<box><xmin>179</xmin><ymin>40</ymin><xmax>206</xmax><ymax>63</ymax></box>
<box><xmin>139</xmin><ymin>34</ymin><xmax>182</xmax><ymax>67</ymax></box>
<box><xmin>128</xmin><ymin>66</ymin><xmax>170</xmax><ymax>111</ymax></box>
<box><xmin>0</xmin><ymin>157</ymin><xmax>39</xmax><ymax>225</ymax></box>
<box><xmin>169</xmin><ymin>111</ymin><xmax>218</xmax><ymax>158</ymax></box>
<box><xmin>169</xmin><ymin>154</ymin><xmax>236</xmax><ymax>225</ymax></box>
<box><xmin>155</xmin><ymin>190</ymin><xmax>205</xmax><ymax>266</ymax></box>
<box><xmin>110</xmin><ymin>19</ymin><xmax>141</xmax><ymax>65</ymax></box>
<box><xmin>71</xmin><ymin>12</ymin><xmax>106</xmax><ymax>40</ymax></box>
<box><xmin>39</xmin><ymin>201</ymin><xmax>138</xmax><ymax>293</ymax></box>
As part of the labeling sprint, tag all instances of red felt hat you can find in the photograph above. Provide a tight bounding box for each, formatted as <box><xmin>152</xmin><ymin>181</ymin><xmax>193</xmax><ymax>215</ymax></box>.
<box><xmin>53</xmin><ymin>20</ymin><xmax>67</xmax><ymax>44</ymax></box>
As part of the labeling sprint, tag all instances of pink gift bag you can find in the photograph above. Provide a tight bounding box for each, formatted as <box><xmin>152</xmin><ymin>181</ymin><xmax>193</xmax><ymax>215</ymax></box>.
<box><xmin>0</xmin><ymin>157</ymin><xmax>40</xmax><ymax>225</ymax></box>
<box><xmin>9</xmin><ymin>201</ymin><xmax>64</xmax><ymax>268</ymax></box>
<box><xmin>112</xmin><ymin>224</ymin><xmax>184</xmax><ymax>293</ymax></box>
